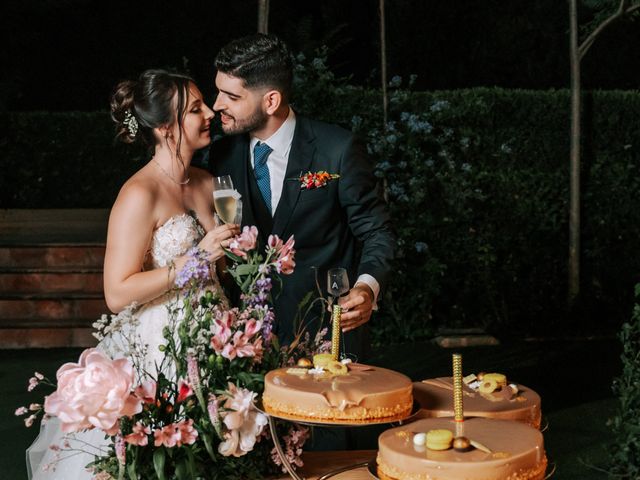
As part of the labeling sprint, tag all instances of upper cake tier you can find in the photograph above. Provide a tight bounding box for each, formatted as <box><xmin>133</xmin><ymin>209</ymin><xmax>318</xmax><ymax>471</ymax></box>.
<box><xmin>413</xmin><ymin>377</ymin><xmax>542</xmax><ymax>429</ymax></box>
<box><xmin>262</xmin><ymin>364</ymin><xmax>413</xmax><ymax>423</ymax></box>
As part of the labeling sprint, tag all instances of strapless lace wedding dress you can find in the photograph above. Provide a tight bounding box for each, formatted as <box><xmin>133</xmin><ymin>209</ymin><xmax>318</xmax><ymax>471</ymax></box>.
<box><xmin>26</xmin><ymin>213</ymin><xmax>226</xmax><ymax>479</ymax></box>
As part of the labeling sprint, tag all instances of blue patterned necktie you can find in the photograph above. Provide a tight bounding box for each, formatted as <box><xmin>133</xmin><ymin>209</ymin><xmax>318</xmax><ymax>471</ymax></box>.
<box><xmin>253</xmin><ymin>141</ymin><xmax>273</xmax><ymax>214</ymax></box>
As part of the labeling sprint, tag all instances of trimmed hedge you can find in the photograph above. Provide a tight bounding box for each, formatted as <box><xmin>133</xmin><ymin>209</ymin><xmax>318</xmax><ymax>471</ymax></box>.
<box><xmin>2</xmin><ymin>83</ymin><xmax>640</xmax><ymax>341</ymax></box>
<box><xmin>609</xmin><ymin>285</ymin><xmax>640</xmax><ymax>477</ymax></box>
<box><xmin>0</xmin><ymin>112</ymin><xmax>146</xmax><ymax>208</ymax></box>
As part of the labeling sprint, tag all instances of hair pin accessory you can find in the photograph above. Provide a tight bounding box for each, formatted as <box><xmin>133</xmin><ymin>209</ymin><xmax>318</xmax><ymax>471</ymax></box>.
<box><xmin>124</xmin><ymin>110</ymin><xmax>139</xmax><ymax>138</ymax></box>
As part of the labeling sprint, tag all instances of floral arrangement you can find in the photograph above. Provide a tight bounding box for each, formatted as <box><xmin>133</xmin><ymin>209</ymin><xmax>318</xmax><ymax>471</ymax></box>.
<box><xmin>17</xmin><ymin>226</ymin><xmax>327</xmax><ymax>479</ymax></box>
<box><xmin>298</xmin><ymin>171</ymin><xmax>340</xmax><ymax>190</ymax></box>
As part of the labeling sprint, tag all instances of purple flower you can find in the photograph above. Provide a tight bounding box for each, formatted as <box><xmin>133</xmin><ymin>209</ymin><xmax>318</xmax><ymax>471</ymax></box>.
<box><xmin>175</xmin><ymin>247</ymin><xmax>210</xmax><ymax>288</ymax></box>
<box><xmin>256</xmin><ymin>278</ymin><xmax>272</xmax><ymax>292</ymax></box>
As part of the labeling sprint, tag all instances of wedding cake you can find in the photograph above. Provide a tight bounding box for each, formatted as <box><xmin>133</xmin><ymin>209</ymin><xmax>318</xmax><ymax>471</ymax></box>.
<box><xmin>262</xmin><ymin>360</ymin><xmax>413</xmax><ymax>423</ymax></box>
<box><xmin>376</xmin><ymin>417</ymin><xmax>547</xmax><ymax>480</ymax></box>
<box><xmin>414</xmin><ymin>376</ymin><xmax>542</xmax><ymax>428</ymax></box>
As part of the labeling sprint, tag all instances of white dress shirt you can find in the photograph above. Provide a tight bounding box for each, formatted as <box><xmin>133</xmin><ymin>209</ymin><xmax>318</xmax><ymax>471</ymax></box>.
<box><xmin>249</xmin><ymin>109</ymin><xmax>380</xmax><ymax>307</ymax></box>
<box><xmin>249</xmin><ymin>108</ymin><xmax>296</xmax><ymax>215</ymax></box>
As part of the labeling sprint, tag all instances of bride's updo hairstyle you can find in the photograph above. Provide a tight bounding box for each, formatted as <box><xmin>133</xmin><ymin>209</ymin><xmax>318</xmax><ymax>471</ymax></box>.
<box><xmin>110</xmin><ymin>69</ymin><xmax>194</xmax><ymax>153</ymax></box>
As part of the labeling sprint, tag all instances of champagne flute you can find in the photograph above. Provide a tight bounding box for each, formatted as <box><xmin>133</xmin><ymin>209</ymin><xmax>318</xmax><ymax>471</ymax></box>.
<box><xmin>233</xmin><ymin>198</ymin><xmax>243</xmax><ymax>225</ymax></box>
<box><xmin>327</xmin><ymin>268</ymin><xmax>349</xmax><ymax>360</ymax></box>
<box><xmin>213</xmin><ymin>175</ymin><xmax>240</xmax><ymax>224</ymax></box>
<box><xmin>327</xmin><ymin>268</ymin><xmax>350</xmax><ymax>298</ymax></box>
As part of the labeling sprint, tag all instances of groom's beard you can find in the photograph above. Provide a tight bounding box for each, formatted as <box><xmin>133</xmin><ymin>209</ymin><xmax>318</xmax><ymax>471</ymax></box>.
<box><xmin>219</xmin><ymin>106</ymin><xmax>268</xmax><ymax>135</ymax></box>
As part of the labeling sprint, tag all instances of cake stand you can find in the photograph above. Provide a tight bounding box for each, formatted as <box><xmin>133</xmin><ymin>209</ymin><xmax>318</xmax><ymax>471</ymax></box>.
<box><xmin>262</xmin><ymin>403</ymin><xmax>420</xmax><ymax>480</ymax></box>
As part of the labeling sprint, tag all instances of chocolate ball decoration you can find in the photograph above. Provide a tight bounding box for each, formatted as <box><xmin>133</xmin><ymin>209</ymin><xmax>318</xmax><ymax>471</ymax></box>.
<box><xmin>296</xmin><ymin>358</ymin><xmax>313</xmax><ymax>368</ymax></box>
<box><xmin>453</xmin><ymin>436</ymin><xmax>471</xmax><ymax>452</ymax></box>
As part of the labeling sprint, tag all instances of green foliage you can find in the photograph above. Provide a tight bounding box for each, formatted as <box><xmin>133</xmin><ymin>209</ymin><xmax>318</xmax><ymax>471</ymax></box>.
<box><xmin>291</xmin><ymin>53</ymin><xmax>640</xmax><ymax>341</ymax></box>
<box><xmin>608</xmin><ymin>285</ymin><xmax>640</xmax><ymax>477</ymax></box>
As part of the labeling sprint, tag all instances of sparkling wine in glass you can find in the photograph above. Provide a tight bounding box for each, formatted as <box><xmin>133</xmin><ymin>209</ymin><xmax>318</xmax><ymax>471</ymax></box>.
<box><xmin>233</xmin><ymin>198</ymin><xmax>243</xmax><ymax>225</ymax></box>
<box><xmin>213</xmin><ymin>175</ymin><xmax>240</xmax><ymax>224</ymax></box>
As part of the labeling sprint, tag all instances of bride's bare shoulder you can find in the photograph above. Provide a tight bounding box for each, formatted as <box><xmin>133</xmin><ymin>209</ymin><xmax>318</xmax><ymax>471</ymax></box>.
<box><xmin>110</xmin><ymin>168</ymin><xmax>159</xmax><ymax>222</ymax></box>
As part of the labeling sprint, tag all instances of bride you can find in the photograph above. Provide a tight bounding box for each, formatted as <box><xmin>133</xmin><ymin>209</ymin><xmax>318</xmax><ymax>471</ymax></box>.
<box><xmin>27</xmin><ymin>69</ymin><xmax>239</xmax><ymax>479</ymax></box>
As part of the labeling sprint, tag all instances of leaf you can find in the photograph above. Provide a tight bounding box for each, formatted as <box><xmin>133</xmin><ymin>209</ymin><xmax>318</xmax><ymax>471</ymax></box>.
<box><xmin>235</xmin><ymin>264</ymin><xmax>258</xmax><ymax>276</ymax></box>
<box><xmin>175</xmin><ymin>459</ymin><xmax>188</xmax><ymax>480</ymax></box>
<box><xmin>185</xmin><ymin>447</ymin><xmax>197</xmax><ymax>477</ymax></box>
<box><xmin>202</xmin><ymin>432</ymin><xmax>218</xmax><ymax>460</ymax></box>
<box><xmin>126</xmin><ymin>461</ymin><xmax>137</xmax><ymax>480</ymax></box>
<box><xmin>153</xmin><ymin>448</ymin><xmax>166</xmax><ymax>480</ymax></box>
<box><xmin>224</xmin><ymin>250</ymin><xmax>244</xmax><ymax>263</ymax></box>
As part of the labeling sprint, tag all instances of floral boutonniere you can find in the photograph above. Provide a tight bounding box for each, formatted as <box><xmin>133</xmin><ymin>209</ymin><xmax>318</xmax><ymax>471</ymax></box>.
<box><xmin>298</xmin><ymin>171</ymin><xmax>340</xmax><ymax>190</ymax></box>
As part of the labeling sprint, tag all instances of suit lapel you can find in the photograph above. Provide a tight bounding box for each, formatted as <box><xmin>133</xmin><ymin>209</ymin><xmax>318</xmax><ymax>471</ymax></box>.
<box><xmin>229</xmin><ymin>135</ymin><xmax>257</xmax><ymax>230</ymax></box>
<box><xmin>272</xmin><ymin>116</ymin><xmax>316</xmax><ymax>236</ymax></box>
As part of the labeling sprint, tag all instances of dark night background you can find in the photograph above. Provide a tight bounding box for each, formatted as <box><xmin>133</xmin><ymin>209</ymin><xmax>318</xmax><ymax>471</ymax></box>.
<box><xmin>2</xmin><ymin>0</ymin><xmax>640</xmax><ymax>112</ymax></box>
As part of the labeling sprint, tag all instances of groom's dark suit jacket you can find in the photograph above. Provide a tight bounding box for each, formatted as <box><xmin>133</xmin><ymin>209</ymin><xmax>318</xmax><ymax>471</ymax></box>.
<box><xmin>210</xmin><ymin>115</ymin><xmax>394</xmax><ymax>360</ymax></box>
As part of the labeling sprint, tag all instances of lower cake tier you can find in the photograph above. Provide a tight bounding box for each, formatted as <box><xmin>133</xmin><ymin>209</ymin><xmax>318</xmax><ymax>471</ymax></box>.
<box><xmin>262</xmin><ymin>365</ymin><xmax>413</xmax><ymax>423</ymax></box>
<box><xmin>377</xmin><ymin>417</ymin><xmax>547</xmax><ymax>480</ymax></box>
<box><xmin>414</xmin><ymin>378</ymin><xmax>542</xmax><ymax>429</ymax></box>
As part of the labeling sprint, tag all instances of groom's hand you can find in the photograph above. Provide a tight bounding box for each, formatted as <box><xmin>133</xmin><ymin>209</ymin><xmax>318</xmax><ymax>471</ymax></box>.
<box><xmin>338</xmin><ymin>283</ymin><xmax>374</xmax><ymax>332</ymax></box>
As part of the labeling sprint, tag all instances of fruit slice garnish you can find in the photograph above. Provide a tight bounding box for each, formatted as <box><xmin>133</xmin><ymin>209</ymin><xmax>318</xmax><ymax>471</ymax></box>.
<box><xmin>313</xmin><ymin>353</ymin><xmax>333</xmax><ymax>368</ymax></box>
<box><xmin>479</xmin><ymin>378</ymin><xmax>498</xmax><ymax>393</ymax></box>
<box><xmin>326</xmin><ymin>360</ymin><xmax>348</xmax><ymax>375</ymax></box>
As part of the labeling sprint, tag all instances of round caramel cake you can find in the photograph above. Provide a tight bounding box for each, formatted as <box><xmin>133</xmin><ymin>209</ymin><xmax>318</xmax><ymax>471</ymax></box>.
<box><xmin>377</xmin><ymin>417</ymin><xmax>547</xmax><ymax>480</ymax></box>
<box><xmin>262</xmin><ymin>365</ymin><xmax>413</xmax><ymax>423</ymax></box>
<box><xmin>414</xmin><ymin>378</ymin><xmax>542</xmax><ymax>429</ymax></box>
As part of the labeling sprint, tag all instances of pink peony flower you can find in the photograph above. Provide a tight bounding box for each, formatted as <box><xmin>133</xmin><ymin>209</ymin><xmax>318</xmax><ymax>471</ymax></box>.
<box><xmin>218</xmin><ymin>383</ymin><xmax>267</xmax><ymax>457</ymax></box>
<box><xmin>153</xmin><ymin>424</ymin><xmax>180</xmax><ymax>448</ymax></box>
<box><xmin>124</xmin><ymin>422</ymin><xmax>151</xmax><ymax>446</ymax></box>
<box><xmin>176</xmin><ymin>378</ymin><xmax>193</xmax><ymax>403</ymax></box>
<box><xmin>134</xmin><ymin>380</ymin><xmax>156</xmax><ymax>404</ymax></box>
<box><xmin>176</xmin><ymin>419</ymin><xmax>199</xmax><ymax>446</ymax></box>
<box><xmin>229</xmin><ymin>226</ymin><xmax>258</xmax><ymax>258</ymax></box>
<box><xmin>43</xmin><ymin>348</ymin><xmax>142</xmax><ymax>435</ymax></box>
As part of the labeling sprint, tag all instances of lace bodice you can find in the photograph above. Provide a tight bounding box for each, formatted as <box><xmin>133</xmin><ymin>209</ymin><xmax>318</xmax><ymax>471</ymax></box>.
<box><xmin>144</xmin><ymin>213</ymin><xmax>205</xmax><ymax>269</ymax></box>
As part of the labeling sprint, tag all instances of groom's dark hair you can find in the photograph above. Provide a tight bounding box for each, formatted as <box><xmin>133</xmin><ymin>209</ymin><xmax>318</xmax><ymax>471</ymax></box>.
<box><xmin>215</xmin><ymin>33</ymin><xmax>293</xmax><ymax>102</ymax></box>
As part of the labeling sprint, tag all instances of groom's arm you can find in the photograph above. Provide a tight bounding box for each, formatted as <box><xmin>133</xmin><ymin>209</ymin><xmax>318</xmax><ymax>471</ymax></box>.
<box><xmin>338</xmin><ymin>135</ymin><xmax>396</xmax><ymax>297</ymax></box>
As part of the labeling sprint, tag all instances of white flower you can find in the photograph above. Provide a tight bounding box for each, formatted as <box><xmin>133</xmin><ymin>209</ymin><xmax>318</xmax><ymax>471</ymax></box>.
<box><xmin>218</xmin><ymin>383</ymin><xmax>268</xmax><ymax>457</ymax></box>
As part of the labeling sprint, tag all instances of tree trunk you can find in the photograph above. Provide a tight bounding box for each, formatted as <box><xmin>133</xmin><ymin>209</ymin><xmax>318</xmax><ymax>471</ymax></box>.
<box><xmin>568</xmin><ymin>0</ymin><xmax>581</xmax><ymax>303</ymax></box>
<box><xmin>257</xmin><ymin>0</ymin><xmax>270</xmax><ymax>34</ymax></box>
<box><xmin>379</xmin><ymin>0</ymin><xmax>388</xmax><ymax>127</ymax></box>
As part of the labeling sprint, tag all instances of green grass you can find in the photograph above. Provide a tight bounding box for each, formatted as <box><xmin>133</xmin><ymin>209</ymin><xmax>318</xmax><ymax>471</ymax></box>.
<box><xmin>1</xmin><ymin>339</ymin><xmax>621</xmax><ymax>479</ymax></box>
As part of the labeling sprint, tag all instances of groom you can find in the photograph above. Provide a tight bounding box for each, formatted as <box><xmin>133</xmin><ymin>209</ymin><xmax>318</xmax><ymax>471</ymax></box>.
<box><xmin>209</xmin><ymin>34</ymin><xmax>394</xmax><ymax>359</ymax></box>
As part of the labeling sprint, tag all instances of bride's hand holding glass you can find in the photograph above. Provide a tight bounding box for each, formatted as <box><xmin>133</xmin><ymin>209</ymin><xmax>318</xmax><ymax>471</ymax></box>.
<box><xmin>197</xmin><ymin>223</ymin><xmax>240</xmax><ymax>262</ymax></box>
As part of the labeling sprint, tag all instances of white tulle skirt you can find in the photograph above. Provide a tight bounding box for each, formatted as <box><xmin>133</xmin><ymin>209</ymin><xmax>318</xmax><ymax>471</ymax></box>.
<box><xmin>26</xmin><ymin>293</ymin><xmax>180</xmax><ymax>479</ymax></box>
